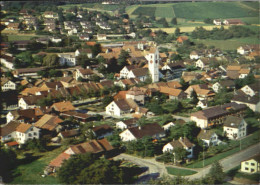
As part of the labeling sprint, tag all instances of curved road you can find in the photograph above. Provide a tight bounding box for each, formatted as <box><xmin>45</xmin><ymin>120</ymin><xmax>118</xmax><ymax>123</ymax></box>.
<box><xmin>114</xmin><ymin>142</ymin><xmax>260</xmax><ymax>181</ymax></box>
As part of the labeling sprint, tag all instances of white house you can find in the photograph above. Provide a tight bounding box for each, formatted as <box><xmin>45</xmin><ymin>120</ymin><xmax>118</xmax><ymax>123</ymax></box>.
<box><xmin>195</xmin><ymin>58</ymin><xmax>210</xmax><ymax>70</ymax></box>
<box><xmin>190</xmin><ymin>51</ymin><xmax>200</xmax><ymax>60</ymax></box>
<box><xmin>75</xmin><ymin>48</ymin><xmax>93</xmax><ymax>58</ymax></box>
<box><xmin>0</xmin><ymin>55</ymin><xmax>15</xmax><ymax>70</ymax></box>
<box><xmin>241</xmin><ymin>82</ymin><xmax>259</xmax><ymax>97</ymax></box>
<box><xmin>116</xmin><ymin>118</ymin><xmax>138</xmax><ymax>130</ymax></box>
<box><xmin>223</xmin><ymin>116</ymin><xmax>247</xmax><ymax>140</ymax></box>
<box><xmin>0</xmin><ymin>121</ymin><xmax>40</xmax><ymax>144</ymax></box>
<box><xmin>212</xmin><ymin>80</ymin><xmax>235</xmax><ymax>93</ymax></box>
<box><xmin>97</xmin><ymin>34</ymin><xmax>107</xmax><ymax>41</ymax></box>
<box><xmin>196</xmin><ymin>100</ymin><xmax>208</xmax><ymax>109</ymax></box>
<box><xmin>241</xmin><ymin>154</ymin><xmax>260</xmax><ymax>174</ymax></box>
<box><xmin>162</xmin><ymin>122</ymin><xmax>175</xmax><ymax>131</ymax></box>
<box><xmin>74</xmin><ymin>68</ymin><xmax>94</xmax><ymax>80</ymax></box>
<box><xmin>127</xmin><ymin>68</ymin><xmax>149</xmax><ymax>82</ymax></box>
<box><xmin>106</xmin><ymin>99</ymin><xmax>138</xmax><ymax>117</ymax></box>
<box><xmin>197</xmin><ymin>130</ymin><xmax>220</xmax><ymax>147</ymax></box>
<box><xmin>58</xmin><ymin>53</ymin><xmax>76</xmax><ymax>66</ymax></box>
<box><xmin>119</xmin><ymin>123</ymin><xmax>165</xmax><ymax>142</ymax></box>
<box><xmin>50</xmin><ymin>37</ymin><xmax>62</xmax><ymax>43</ymax></box>
<box><xmin>213</xmin><ymin>19</ymin><xmax>222</xmax><ymax>25</ymax></box>
<box><xmin>162</xmin><ymin>137</ymin><xmax>195</xmax><ymax>159</ymax></box>
<box><xmin>1</xmin><ymin>78</ymin><xmax>16</xmax><ymax>91</ymax></box>
<box><xmin>119</xmin><ymin>65</ymin><xmax>137</xmax><ymax>79</ymax></box>
<box><xmin>18</xmin><ymin>95</ymin><xmax>44</xmax><ymax>109</ymax></box>
<box><xmin>125</xmin><ymin>87</ymin><xmax>145</xmax><ymax>105</ymax></box>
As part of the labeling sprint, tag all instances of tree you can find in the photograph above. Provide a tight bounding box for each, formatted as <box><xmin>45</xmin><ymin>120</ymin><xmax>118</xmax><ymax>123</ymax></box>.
<box><xmin>173</xmin><ymin>147</ymin><xmax>188</xmax><ymax>163</ymax></box>
<box><xmin>118</xmin><ymin>49</ymin><xmax>130</xmax><ymax>67</ymax></box>
<box><xmin>206</xmin><ymin>161</ymin><xmax>225</xmax><ymax>184</ymax></box>
<box><xmin>91</xmin><ymin>44</ymin><xmax>101</xmax><ymax>57</ymax></box>
<box><xmin>102</xmin><ymin>95</ymin><xmax>113</xmax><ymax>107</ymax></box>
<box><xmin>175</xmin><ymin>27</ymin><xmax>180</xmax><ymax>36</ymax></box>
<box><xmin>76</xmin><ymin>54</ymin><xmax>91</xmax><ymax>68</ymax></box>
<box><xmin>7</xmin><ymin>42</ymin><xmax>18</xmax><ymax>54</ymax></box>
<box><xmin>190</xmin><ymin>90</ymin><xmax>198</xmax><ymax>105</ymax></box>
<box><xmin>162</xmin><ymin>100</ymin><xmax>182</xmax><ymax>114</ymax></box>
<box><xmin>204</xmin><ymin>18</ymin><xmax>213</xmax><ymax>24</ymax></box>
<box><xmin>0</xmin><ymin>148</ymin><xmax>17</xmax><ymax>182</ymax></box>
<box><xmin>42</xmin><ymin>54</ymin><xmax>59</xmax><ymax>67</ymax></box>
<box><xmin>171</xmin><ymin>17</ymin><xmax>177</xmax><ymax>25</ymax></box>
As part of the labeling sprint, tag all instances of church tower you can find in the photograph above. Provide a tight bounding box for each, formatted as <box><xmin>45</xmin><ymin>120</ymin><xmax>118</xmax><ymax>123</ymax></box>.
<box><xmin>148</xmin><ymin>47</ymin><xmax>159</xmax><ymax>83</ymax></box>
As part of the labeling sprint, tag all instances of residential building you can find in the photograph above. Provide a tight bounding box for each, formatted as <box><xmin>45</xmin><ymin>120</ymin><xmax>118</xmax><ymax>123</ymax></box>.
<box><xmin>241</xmin><ymin>154</ymin><xmax>260</xmax><ymax>174</ymax></box>
<box><xmin>162</xmin><ymin>137</ymin><xmax>195</xmax><ymax>159</ymax></box>
<box><xmin>212</xmin><ymin>80</ymin><xmax>235</xmax><ymax>93</ymax></box>
<box><xmin>18</xmin><ymin>95</ymin><xmax>44</xmax><ymax>109</ymax></box>
<box><xmin>1</xmin><ymin>78</ymin><xmax>16</xmax><ymax>91</ymax></box>
<box><xmin>223</xmin><ymin>19</ymin><xmax>244</xmax><ymax>25</ymax></box>
<box><xmin>119</xmin><ymin>123</ymin><xmax>165</xmax><ymax>142</ymax></box>
<box><xmin>51</xmin><ymin>101</ymin><xmax>76</xmax><ymax>113</ymax></box>
<box><xmin>190</xmin><ymin>102</ymin><xmax>247</xmax><ymax>128</ymax></box>
<box><xmin>232</xmin><ymin>93</ymin><xmax>260</xmax><ymax>112</ymax></box>
<box><xmin>75</xmin><ymin>48</ymin><xmax>93</xmax><ymax>58</ymax></box>
<box><xmin>116</xmin><ymin>118</ymin><xmax>139</xmax><ymax>130</ymax></box>
<box><xmin>223</xmin><ymin>116</ymin><xmax>247</xmax><ymax>140</ymax></box>
<box><xmin>58</xmin><ymin>53</ymin><xmax>76</xmax><ymax>66</ymax></box>
<box><xmin>74</xmin><ymin>68</ymin><xmax>95</xmax><ymax>80</ymax></box>
<box><xmin>213</xmin><ymin>19</ymin><xmax>222</xmax><ymax>25</ymax></box>
<box><xmin>197</xmin><ymin>130</ymin><xmax>220</xmax><ymax>146</ymax></box>
<box><xmin>106</xmin><ymin>98</ymin><xmax>138</xmax><ymax>117</ymax></box>
<box><xmin>34</xmin><ymin>114</ymin><xmax>63</xmax><ymax>133</ymax></box>
<box><xmin>92</xmin><ymin>124</ymin><xmax>113</xmax><ymax>139</ymax></box>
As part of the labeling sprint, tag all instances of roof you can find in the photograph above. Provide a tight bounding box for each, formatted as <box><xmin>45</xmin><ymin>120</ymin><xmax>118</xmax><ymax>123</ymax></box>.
<box><xmin>34</xmin><ymin>114</ymin><xmax>63</xmax><ymax>131</ymax></box>
<box><xmin>197</xmin><ymin>130</ymin><xmax>216</xmax><ymax>140</ymax></box>
<box><xmin>224</xmin><ymin>116</ymin><xmax>244</xmax><ymax>128</ymax></box>
<box><xmin>127</xmin><ymin>123</ymin><xmax>164</xmax><ymax>139</ymax></box>
<box><xmin>226</xmin><ymin>65</ymin><xmax>241</xmax><ymax>71</ymax></box>
<box><xmin>97</xmin><ymin>138</ymin><xmax>114</xmax><ymax>151</ymax></box>
<box><xmin>59</xmin><ymin>129</ymin><xmax>80</xmax><ymax>138</ymax></box>
<box><xmin>131</xmin><ymin>68</ymin><xmax>149</xmax><ymax>77</ymax></box>
<box><xmin>232</xmin><ymin>94</ymin><xmax>260</xmax><ymax>104</ymax></box>
<box><xmin>49</xmin><ymin>152</ymin><xmax>71</xmax><ymax>167</ymax></box>
<box><xmin>20</xmin><ymin>95</ymin><xmax>45</xmax><ymax>105</ymax></box>
<box><xmin>191</xmin><ymin>102</ymin><xmax>247</xmax><ymax>120</ymax></box>
<box><xmin>61</xmin><ymin>111</ymin><xmax>89</xmax><ymax>119</ymax></box>
<box><xmin>114</xmin><ymin>91</ymin><xmax>128</xmax><ymax>100</ymax></box>
<box><xmin>69</xmin><ymin>140</ymin><xmax>104</xmax><ymax>154</ymax></box>
<box><xmin>219</xmin><ymin>80</ymin><xmax>235</xmax><ymax>87</ymax></box>
<box><xmin>0</xmin><ymin>121</ymin><xmax>20</xmax><ymax>137</ymax></box>
<box><xmin>15</xmin><ymin>123</ymin><xmax>32</xmax><ymax>133</ymax></box>
<box><xmin>247</xmin><ymin>82</ymin><xmax>260</xmax><ymax>92</ymax></box>
<box><xmin>78</xmin><ymin>68</ymin><xmax>94</xmax><ymax>75</ymax></box>
<box><xmin>169</xmin><ymin>137</ymin><xmax>194</xmax><ymax>148</ymax></box>
<box><xmin>159</xmin><ymin>87</ymin><xmax>183</xmax><ymax>97</ymax></box>
<box><xmin>127</xmin><ymin>87</ymin><xmax>145</xmax><ymax>96</ymax></box>
<box><xmin>51</xmin><ymin>101</ymin><xmax>75</xmax><ymax>113</ymax></box>
<box><xmin>1</xmin><ymin>78</ymin><xmax>12</xmax><ymax>86</ymax></box>
<box><xmin>15</xmin><ymin>67</ymin><xmax>45</xmax><ymax>74</ymax></box>
<box><xmin>122</xmin><ymin>118</ymin><xmax>139</xmax><ymax>126</ymax></box>
<box><xmin>92</xmin><ymin>124</ymin><xmax>113</xmax><ymax>136</ymax></box>
<box><xmin>5</xmin><ymin>141</ymin><xmax>19</xmax><ymax>147</ymax></box>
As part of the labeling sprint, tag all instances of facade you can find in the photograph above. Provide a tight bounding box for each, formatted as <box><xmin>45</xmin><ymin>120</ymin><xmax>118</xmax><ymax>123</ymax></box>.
<box><xmin>241</xmin><ymin>154</ymin><xmax>260</xmax><ymax>174</ymax></box>
<box><xmin>197</xmin><ymin>130</ymin><xmax>220</xmax><ymax>146</ymax></box>
<box><xmin>147</xmin><ymin>47</ymin><xmax>159</xmax><ymax>83</ymax></box>
<box><xmin>1</xmin><ymin>79</ymin><xmax>16</xmax><ymax>91</ymax></box>
<box><xmin>223</xmin><ymin>116</ymin><xmax>247</xmax><ymax>140</ymax></box>
<box><xmin>58</xmin><ymin>53</ymin><xmax>76</xmax><ymax>66</ymax></box>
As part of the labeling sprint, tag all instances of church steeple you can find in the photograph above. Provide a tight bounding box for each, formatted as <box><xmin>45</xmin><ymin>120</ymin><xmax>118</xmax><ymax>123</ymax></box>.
<box><xmin>148</xmin><ymin>47</ymin><xmax>159</xmax><ymax>83</ymax></box>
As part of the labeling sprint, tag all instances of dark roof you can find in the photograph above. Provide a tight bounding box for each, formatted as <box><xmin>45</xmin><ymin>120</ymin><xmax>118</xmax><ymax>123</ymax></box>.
<box><xmin>43</xmin><ymin>82</ymin><xmax>63</xmax><ymax>89</ymax></box>
<box><xmin>247</xmin><ymin>82</ymin><xmax>260</xmax><ymax>92</ymax></box>
<box><xmin>131</xmin><ymin>68</ymin><xmax>148</xmax><ymax>77</ymax></box>
<box><xmin>219</xmin><ymin>80</ymin><xmax>235</xmax><ymax>87</ymax></box>
<box><xmin>0</xmin><ymin>121</ymin><xmax>20</xmax><ymax>137</ymax></box>
<box><xmin>15</xmin><ymin>67</ymin><xmax>45</xmax><ymax>74</ymax></box>
<box><xmin>61</xmin><ymin>111</ymin><xmax>89</xmax><ymax>119</ymax></box>
<box><xmin>242</xmin><ymin>153</ymin><xmax>260</xmax><ymax>163</ymax></box>
<box><xmin>169</xmin><ymin>137</ymin><xmax>195</xmax><ymax>148</ymax></box>
<box><xmin>92</xmin><ymin>124</ymin><xmax>113</xmax><ymax>136</ymax></box>
<box><xmin>122</xmin><ymin>118</ymin><xmax>139</xmax><ymax>126</ymax></box>
<box><xmin>21</xmin><ymin>95</ymin><xmax>45</xmax><ymax>105</ymax></box>
<box><xmin>128</xmin><ymin>123</ymin><xmax>164</xmax><ymax>139</ymax></box>
<box><xmin>232</xmin><ymin>94</ymin><xmax>260</xmax><ymax>104</ymax></box>
<box><xmin>223</xmin><ymin>116</ymin><xmax>244</xmax><ymax>128</ymax></box>
<box><xmin>59</xmin><ymin>129</ymin><xmax>80</xmax><ymax>138</ymax></box>
<box><xmin>191</xmin><ymin>102</ymin><xmax>247</xmax><ymax>120</ymax></box>
<box><xmin>197</xmin><ymin>130</ymin><xmax>216</xmax><ymax>140</ymax></box>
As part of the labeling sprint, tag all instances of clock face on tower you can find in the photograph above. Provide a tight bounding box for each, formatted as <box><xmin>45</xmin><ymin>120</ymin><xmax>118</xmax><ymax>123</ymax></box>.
<box><xmin>150</xmin><ymin>60</ymin><xmax>153</xmax><ymax>64</ymax></box>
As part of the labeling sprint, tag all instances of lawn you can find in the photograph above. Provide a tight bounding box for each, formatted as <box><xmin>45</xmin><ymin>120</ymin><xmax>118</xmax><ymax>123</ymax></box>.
<box><xmin>11</xmin><ymin>146</ymin><xmax>66</xmax><ymax>184</ymax></box>
<box><xmin>166</xmin><ymin>167</ymin><xmax>197</xmax><ymax>176</ymax></box>
<box><xmin>132</xmin><ymin>7</ymin><xmax>156</xmax><ymax>17</ymax></box>
<box><xmin>6</xmin><ymin>34</ymin><xmax>39</xmax><ymax>41</ymax></box>
<box><xmin>186</xmin><ymin>132</ymin><xmax>260</xmax><ymax>168</ymax></box>
<box><xmin>173</xmin><ymin>2</ymin><xmax>258</xmax><ymax>19</ymax></box>
<box><xmin>193</xmin><ymin>36</ymin><xmax>259</xmax><ymax>50</ymax></box>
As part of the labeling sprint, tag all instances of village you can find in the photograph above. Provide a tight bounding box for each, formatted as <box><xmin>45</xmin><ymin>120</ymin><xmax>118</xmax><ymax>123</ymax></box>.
<box><xmin>0</xmin><ymin>1</ymin><xmax>259</xmax><ymax>184</ymax></box>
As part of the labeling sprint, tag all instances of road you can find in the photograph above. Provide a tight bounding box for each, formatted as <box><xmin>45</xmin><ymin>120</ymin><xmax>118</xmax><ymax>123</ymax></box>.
<box><xmin>172</xmin><ymin>115</ymin><xmax>191</xmax><ymax>122</ymax></box>
<box><xmin>114</xmin><ymin>142</ymin><xmax>260</xmax><ymax>181</ymax></box>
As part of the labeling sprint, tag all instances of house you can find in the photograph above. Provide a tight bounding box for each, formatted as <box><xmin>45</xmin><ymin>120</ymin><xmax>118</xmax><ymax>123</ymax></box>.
<box><xmin>119</xmin><ymin>123</ymin><xmax>165</xmax><ymax>142</ymax></box>
<box><xmin>197</xmin><ymin>130</ymin><xmax>220</xmax><ymax>147</ymax></box>
<box><xmin>114</xmin><ymin>78</ymin><xmax>140</xmax><ymax>88</ymax></box>
<box><xmin>241</xmin><ymin>154</ymin><xmax>260</xmax><ymax>174</ymax></box>
<box><xmin>78</xmin><ymin>33</ymin><xmax>90</xmax><ymax>41</ymax></box>
<box><xmin>75</xmin><ymin>48</ymin><xmax>93</xmax><ymax>58</ymax></box>
<box><xmin>213</xmin><ymin>19</ymin><xmax>222</xmax><ymax>25</ymax></box>
<box><xmin>161</xmin><ymin>62</ymin><xmax>186</xmax><ymax>80</ymax></box>
<box><xmin>74</xmin><ymin>68</ymin><xmax>95</xmax><ymax>80</ymax></box>
<box><xmin>195</xmin><ymin>58</ymin><xmax>210</xmax><ymax>70</ymax></box>
<box><xmin>190</xmin><ymin>51</ymin><xmax>201</xmax><ymax>60</ymax></box>
<box><xmin>13</xmin><ymin>67</ymin><xmax>45</xmax><ymax>78</ymax></box>
<box><xmin>237</xmin><ymin>45</ymin><xmax>252</xmax><ymax>55</ymax></box>
<box><xmin>116</xmin><ymin>118</ymin><xmax>138</xmax><ymax>130</ymax></box>
<box><xmin>6</xmin><ymin>108</ymin><xmax>44</xmax><ymax>123</ymax></box>
<box><xmin>58</xmin><ymin>129</ymin><xmax>80</xmax><ymax>139</ymax></box>
<box><xmin>1</xmin><ymin>78</ymin><xmax>16</xmax><ymax>91</ymax></box>
<box><xmin>0</xmin><ymin>54</ymin><xmax>15</xmax><ymax>70</ymax></box>
<box><xmin>48</xmin><ymin>138</ymin><xmax>114</xmax><ymax>171</ymax></box>
<box><xmin>97</xmin><ymin>34</ymin><xmax>107</xmax><ymax>41</ymax></box>
<box><xmin>119</xmin><ymin>65</ymin><xmax>137</xmax><ymax>79</ymax></box>
<box><xmin>92</xmin><ymin>124</ymin><xmax>113</xmax><ymax>139</ymax></box>
<box><xmin>190</xmin><ymin>102</ymin><xmax>247</xmax><ymax>129</ymax></box>
<box><xmin>58</xmin><ymin>53</ymin><xmax>76</xmax><ymax>66</ymax></box>
<box><xmin>127</xmin><ymin>68</ymin><xmax>149</xmax><ymax>82</ymax></box>
<box><xmin>34</xmin><ymin>114</ymin><xmax>63</xmax><ymax>133</ymax></box>
<box><xmin>162</xmin><ymin>122</ymin><xmax>175</xmax><ymax>131</ymax></box>
<box><xmin>212</xmin><ymin>80</ymin><xmax>235</xmax><ymax>93</ymax></box>
<box><xmin>18</xmin><ymin>95</ymin><xmax>44</xmax><ymax>109</ymax></box>
<box><xmin>241</xmin><ymin>82</ymin><xmax>260</xmax><ymax>97</ymax></box>
<box><xmin>185</xmin><ymin>84</ymin><xmax>215</xmax><ymax>100</ymax></box>
<box><xmin>223</xmin><ymin>19</ymin><xmax>244</xmax><ymax>25</ymax></box>
<box><xmin>176</xmin><ymin>36</ymin><xmax>188</xmax><ymax>44</ymax></box>
<box><xmin>51</xmin><ymin>101</ymin><xmax>76</xmax><ymax>113</ymax></box>
<box><xmin>232</xmin><ymin>93</ymin><xmax>260</xmax><ymax>112</ymax></box>
<box><xmin>13</xmin><ymin>40</ymin><xmax>31</xmax><ymax>51</ymax></box>
<box><xmin>126</xmin><ymin>87</ymin><xmax>146</xmax><ymax>105</ymax></box>
<box><xmin>223</xmin><ymin>116</ymin><xmax>247</xmax><ymax>140</ymax></box>
<box><xmin>50</xmin><ymin>37</ymin><xmax>62</xmax><ymax>43</ymax></box>
<box><xmin>106</xmin><ymin>98</ymin><xmax>138</xmax><ymax>117</ymax></box>
<box><xmin>60</xmin><ymin>111</ymin><xmax>90</xmax><ymax>122</ymax></box>
<box><xmin>162</xmin><ymin>137</ymin><xmax>195</xmax><ymax>159</ymax></box>
<box><xmin>6</xmin><ymin>22</ymin><xmax>20</xmax><ymax>30</ymax></box>
<box><xmin>0</xmin><ymin>121</ymin><xmax>40</xmax><ymax>144</ymax></box>
<box><xmin>43</xmin><ymin>11</ymin><xmax>58</xmax><ymax>19</ymax></box>
<box><xmin>159</xmin><ymin>87</ymin><xmax>187</xmax><ymax>100</ymax></box>
<box><xmin>196</xmin><ymin>100</ymin><xmax>208</xmax><ymax>109</ymax></box>
<box><xmin>226</xmin><ymin>65</ymin><xmax>250</xmax><ymax>79</ymax></box>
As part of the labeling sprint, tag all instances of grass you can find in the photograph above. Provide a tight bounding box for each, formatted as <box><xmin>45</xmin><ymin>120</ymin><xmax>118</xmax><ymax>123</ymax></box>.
<box><xmin>193</xmin><ymin>36</ymin><xmax>259</xmax><ymax>50</ymax></box>
<box><xmin>6</xmin><ymin>34</ymin><xmax>38</xmax><ymax>41</ymax></box>
<box><xmin>132</xmin><ymin>7</ymin><xmax>156</xmax><ymax>17</ymax></box>
<box><xmin>186</xmin><ymin>132</ymin><xmax>260</xmax><ymax>168</ymax></box>
<box><xmin>11</xmin><ymin>146</ymin><xmax>65</xmax><ymax>184</ymax></box>
<box><xmin>226</xmin><ymin>165</ymin><xmax>259</xmax><ymax>182</ymax></box>
<box><xmin>166</xmin><ymin>167</ymin><xmax>197</xmax><ymax>176</ymax></box>
<box><xmin>173</xmin><ymin>2</ymin><xmax>259</xmax><ymax>19</ymax></box>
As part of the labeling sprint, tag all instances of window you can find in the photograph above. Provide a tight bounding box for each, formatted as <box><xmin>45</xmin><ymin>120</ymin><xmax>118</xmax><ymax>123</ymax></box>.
<box><xmin>251</xmin><ymin>169</ymin><xmax>255</xmax><ymax>172</ymax></box>
<box><xmin>245</xmin><ymin>167</ymin><xmax>249</xmax><ymax>170</ymax></box>
<box><xmin>245</xmin><ymin>162</ymin><xmax>249</xmax><ymax>165</ymax></box>
<box><xmin>251</xmin><ymin>163</ymin><xmax>255</xmax><ymax>166</ymax></box>
<box><xmin>34</xmin><ymin>132</ymin><xmax>37</xmax><ymax>136</ymax></box>
<box><xmin>28</xmin><ymin>133</ymin><xmax>32</xmax><ymax>137</ymax></box>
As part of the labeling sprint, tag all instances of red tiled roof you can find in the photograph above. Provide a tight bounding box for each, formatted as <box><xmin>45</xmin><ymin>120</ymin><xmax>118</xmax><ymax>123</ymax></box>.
<box><xmin>49</xmin><ymin>152</ymin><xmax>71</xmax><ymax>167</ymax></box>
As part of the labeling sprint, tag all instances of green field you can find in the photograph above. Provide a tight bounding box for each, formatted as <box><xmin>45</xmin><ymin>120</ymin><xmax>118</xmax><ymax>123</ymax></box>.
<box><xmin>166</xmin><ymin>167</ymin><xmax>197</xmax><ymax>176</ymax></box>
<box><xmin>193</xmin><ymin>36</ymin><xmax>259</xmax><ymax>50</ymax></box>
<box><xmin>173</xmin><ymin>2</ymin><xmax>259</xmax><ymax>19</ymax></box>
<box><xmin>11</xmin><ymin>146</ymin><xmax>65</xmax><ymax>184</ymax></box>
<box><xmin>6</xmin><ymin>34</ymin><xmax>39</xmax><ymax>41</ymax></box>
<box><xmin>132</xmin><ymin>7</ymin><xmax>156</xmax><ymax>17</ymax></box>
<box><xmin>155</xmin><ymin>6</ymin><xmax>175</xmax><ymax>18</ymax></box>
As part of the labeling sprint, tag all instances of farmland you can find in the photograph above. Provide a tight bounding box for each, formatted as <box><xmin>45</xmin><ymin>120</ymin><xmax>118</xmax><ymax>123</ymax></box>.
<box><xmin>132</xmin><ymin>7</ymin><xmax>156</xmax><ymax>17</ymax></box>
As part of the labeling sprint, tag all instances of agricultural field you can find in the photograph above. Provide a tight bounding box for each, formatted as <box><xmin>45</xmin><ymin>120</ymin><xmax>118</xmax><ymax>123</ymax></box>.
<box><xmin>172</xmin><ymin>2</ymin><xmax>259</xmax><ymax>19</ymax></box>
<box><xmin>155</xmin><ymin>6</ymin><xmax>175</xmax><ymax>18</ymax></box>
<box><xmin>132</xmin><ymin>7</ymin><xmax>156</xmax><ymax>17</ymax></box>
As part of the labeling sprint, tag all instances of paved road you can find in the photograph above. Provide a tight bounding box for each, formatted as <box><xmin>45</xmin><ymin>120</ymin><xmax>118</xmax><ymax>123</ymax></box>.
<box><xmin>114</xmin><ymin>142</ymin><xmax>260</xmax><ymax>181</ymax></box>
<box><xmin>172</xmin><ymin>115</ymin><xmax>191</xmax><ymax>122</ymax></box>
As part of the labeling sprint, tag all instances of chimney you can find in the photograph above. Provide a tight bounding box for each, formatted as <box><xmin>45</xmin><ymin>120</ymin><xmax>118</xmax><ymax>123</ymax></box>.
<box><xmin>138</xmin><ymin>126</ymin><xmax>141</xmax><ymax>130</ymax></box>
